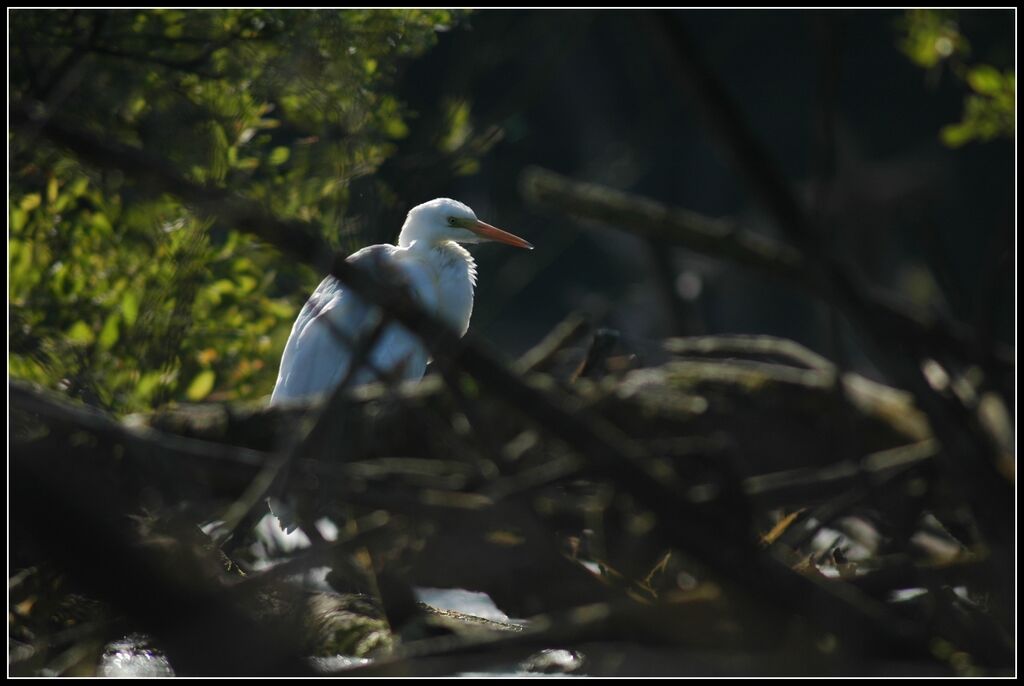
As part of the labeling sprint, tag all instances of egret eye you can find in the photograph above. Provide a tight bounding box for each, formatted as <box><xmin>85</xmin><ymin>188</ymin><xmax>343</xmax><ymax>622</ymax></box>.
<box><xmin>448</xmin><ymin>217</ymin><xmax>457</xmax><ymax>226</ymax></box>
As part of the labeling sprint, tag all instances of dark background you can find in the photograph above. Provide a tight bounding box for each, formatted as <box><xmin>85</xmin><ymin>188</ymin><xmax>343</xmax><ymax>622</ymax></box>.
<box><xmin>9</xmin><ymin>11</ymin><xmax>1016</xmax><ymax>675</ymax></box>
<box><xmin>366</xmin><ymin>10</ymin><xmax>1014</xmax><ymax>379</ymax></box>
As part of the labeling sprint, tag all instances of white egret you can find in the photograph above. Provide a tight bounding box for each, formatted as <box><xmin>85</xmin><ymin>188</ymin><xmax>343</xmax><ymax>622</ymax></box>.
<box><xmin>270</xmin><ymin>198</ymin><xmax>532</xmax><ymax>404</ymax></box>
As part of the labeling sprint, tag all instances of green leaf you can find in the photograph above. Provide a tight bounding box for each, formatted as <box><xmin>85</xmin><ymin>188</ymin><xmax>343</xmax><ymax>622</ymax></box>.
<box><xmin>90</xmin><ymin>212</ymin><xmax>114</xmax><ymax>233</ymax></box>
<box><xmin>968</xmin><ymin>65</ymin><xmax>1003</xmax><ymax>95</ymax></box>
<box><xmin>67</xmin><ymin>321</ymin><xmax>96</xmax><ymax>345</ymax></box>
<box><xmin>99</xmin><ymin>312</ymin><xmax>121</xmax><ymax>350</ymax></box>
<box><xmin>186</xmin><ymin>369</ymin><xmax>216</xmax><ymax>401</ymax></box>
<box><xmin>454</xmin><ymin>158</ymin><xmax>480</xmax><ymax>176</ymax></box>
<box><xmin>121</xmin><ymin>291</ymin><xmax>140</xmax><ymax>327</ymax></box>
<box><xmin>268</xmin><ymin>146</ymin><xmax>290</xmax><ymax>166</ymax></box>
<box><xmin>940</xmin><ymin>123</ymin><xmax>972</xmax><ymax>147</ymax></box>
<box><xmin>265</xmin><ymin>299</ymin><xmax>296</xmax><ymax>318</ymax></box>
<box><xmin>20</xmin><ymin>194</ymin><xmax>41</xmax><ymax>211</ymax></box>
<box><xmin>10</xmin><ymin>208</ymin><xmax>28</xmax><ymax>233</ymax></box>
<box><xmin>440</xmin><ymin>99</ymin><xmax>472</xmax><ymax>152</ymax></box>
<box><xmin>69</xmin><ymin>176</ymin><xmax>90</xmax><ymax>197</ymax></box>
<box><xmin>134</xmin><ymin>371</ymin><xmax>166</xmax><ymax>403</ymax></box>
<box><xmin>383</xmin><ymin>117</ymin><xmax>409</xmax><ymax>139</ymax></box>
<box><xmin>9</xmin><ymin>239</ymin><xmax>36</xmax><ymax>291</ymax></box>
<box><xmin>237</xmin><ymin>275</ymin><xmax>258</xmax><ymax>293</ymax></box>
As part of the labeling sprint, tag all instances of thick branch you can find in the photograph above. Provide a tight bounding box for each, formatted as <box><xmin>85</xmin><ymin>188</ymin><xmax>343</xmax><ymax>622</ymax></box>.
<box><xmin>521</xmin><ymin>167</ymin><xmax>1012</xmax><ymax>374</ymax></box>
<box><xmin>521</xmin><ymin>166</ymin><xmax>807</xmax><ymax>287</ymax></box>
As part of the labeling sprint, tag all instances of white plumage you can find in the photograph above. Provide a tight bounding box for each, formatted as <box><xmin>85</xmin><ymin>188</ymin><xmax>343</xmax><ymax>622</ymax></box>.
<box><xmin>270</xmin><ymin>198</ymin><xmax>531</xmax><ymax>404</ymax></box>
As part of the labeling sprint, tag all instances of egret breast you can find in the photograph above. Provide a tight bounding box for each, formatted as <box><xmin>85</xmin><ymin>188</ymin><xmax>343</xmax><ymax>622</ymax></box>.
<box><xmin>430</xmin><ymin>243</ymin><xmax>476</xmax><ymax>336</ymax></box>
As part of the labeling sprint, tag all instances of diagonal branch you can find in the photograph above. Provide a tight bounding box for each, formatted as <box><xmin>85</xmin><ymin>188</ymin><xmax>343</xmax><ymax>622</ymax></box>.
<box><xmin>13</xmin><ymin>98</ymin><xmax>936</xmax><ymax>658</ymax></box>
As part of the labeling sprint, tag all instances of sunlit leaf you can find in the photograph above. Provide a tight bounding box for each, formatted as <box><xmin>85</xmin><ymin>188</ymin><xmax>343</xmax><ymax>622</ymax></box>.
<box><xmin>11</xmin><ymin>208</ymin><xmax>28</xmax><ymax>233</ymax></box>
<box><xmin>941</xmin><ymin>123</ymin><xmax>972</xmax><ymax>147</ymax></box>
<box><xmin>383</xmin><ymin>117</ymin><xmax>409</xmax><ymax>139</ymax></box>
<box><xmin>134</xmin><ymin>371</ymin><xmax>166</xmax><ymax>402</ymax></box>
<box><xmin>20</xmin><ymin>194</ymin><xmax>41</xmax><ymax>211</ymax></box>
<box><xmin>98</xmin><ymin>313</ymin><xmax>121</xmax><ymax>350</ymax></box>
<box><xmin>186</xmin><ymin>370</ymin><xmax>216</xmax><ymax>401</ymax></box>
<box><xmin>67</xmin><ymin>321</ymin><xmax>95</xmax><ymax>345</ymax></box>
<box><xmin>967</xmin><ymin>65</ymin><xmax>1003</xmax><ymax>95</ymax></box>
<box><xmin>268</xmin><ymin>146</ymin><xmax>290</xmax><ymax>166</ymax></box>
<box><xmin>121</xmin><ymin>292</ymin><xmax>140</xmax><ymax>327</ymax></box>
<box><xmin>90</xmin><ymin>212</ymin><xmax>113</xmax><ymax>233</ymax></box>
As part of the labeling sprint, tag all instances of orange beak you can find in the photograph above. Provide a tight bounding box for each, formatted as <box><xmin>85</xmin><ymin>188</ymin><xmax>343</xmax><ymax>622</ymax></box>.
<box><xmin>467</xmin><ymin>219</ymin><xmax>533</xmax><ymax>250</ymax></box>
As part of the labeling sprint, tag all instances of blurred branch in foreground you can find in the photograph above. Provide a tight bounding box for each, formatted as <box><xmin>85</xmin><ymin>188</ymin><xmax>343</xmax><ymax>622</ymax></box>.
<box><xmin>10</xmin><ymin>30</ymin><xmax>1014</xmax><ymax>672</ymax></box>
<box><xmin>11</xmin><ymin>99</ymin><xmax>941</xmax><ymax>653</ymax></box>
<box><xmin>12</xmin><ymin>322</ymin><xmax>1013</xmax><ymax>674</ymax></box>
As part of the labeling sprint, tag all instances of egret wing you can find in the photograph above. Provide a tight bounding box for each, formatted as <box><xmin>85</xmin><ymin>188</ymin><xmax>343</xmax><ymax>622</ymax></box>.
<box><xmin>269</xmin><ymin>245</ymin><xmax>435</xmax><ymax>404</ymax></box>
<box><xmin>270</xmin><ymin>275</ymin><xmax>352</xmax><ymax>404</ymax></box>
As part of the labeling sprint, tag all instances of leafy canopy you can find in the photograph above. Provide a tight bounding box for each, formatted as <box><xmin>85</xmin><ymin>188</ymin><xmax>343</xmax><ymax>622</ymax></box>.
<box><xmin>10</xmin><ymin>9</ymin><xmax>463</xmax><ymax>411</ymax></box>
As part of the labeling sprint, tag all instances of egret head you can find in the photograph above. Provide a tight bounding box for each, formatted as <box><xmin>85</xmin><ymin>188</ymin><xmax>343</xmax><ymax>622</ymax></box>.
<box><xmin>398</xmin><ymin>198</ymin><xmax>533</xmax><ymax>250</ymax></box>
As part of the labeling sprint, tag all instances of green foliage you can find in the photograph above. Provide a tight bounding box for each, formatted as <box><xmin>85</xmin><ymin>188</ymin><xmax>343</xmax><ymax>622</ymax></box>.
<box><xmin>940</xmin><ymin>66</ymin><xmax>1015</xmax><ymax>147</ymax></box>
<box><xmin>10</xmin><ymin>9</ymin><xmax>464</xmax><ymax>412</ymax></box>
<box><xmin>899</xmin><ymin>9</ymin><xmax>969</xmax><ymax>69</ymax></box>
<box><xmin>898</xmin><ymin>10</ymin><xmax>1014</xmax><ymax>147</ymax></box>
